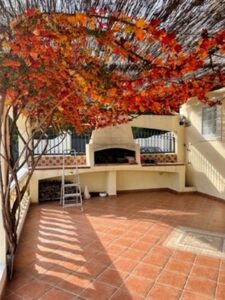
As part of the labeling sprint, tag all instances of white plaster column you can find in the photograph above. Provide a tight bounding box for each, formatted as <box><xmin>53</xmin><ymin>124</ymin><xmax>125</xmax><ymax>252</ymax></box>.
<box><xmin>106</xmin><ymin>171</ymin><xmax>117</xmax><ymax>196</ymax></box>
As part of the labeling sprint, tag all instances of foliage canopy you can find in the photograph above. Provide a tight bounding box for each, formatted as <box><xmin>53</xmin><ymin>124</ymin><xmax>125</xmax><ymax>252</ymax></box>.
<box><xmin>0</xmin><ymin>8</ymin><xmax>224</xmax><ymax>133</ymax></box>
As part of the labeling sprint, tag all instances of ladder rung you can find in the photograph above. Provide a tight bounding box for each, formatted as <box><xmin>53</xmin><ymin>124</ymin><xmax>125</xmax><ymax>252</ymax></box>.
<box><xmin>64</xmin><ymin>193</ymin><xmax>81</xmax><ymax>198</ymax></box>
<box><xmin>63</xmin><ymin>203</ymin><xmax>82</xmax><ymax>208</ymax></box>
<box><xmin>64</xmin><ymin>183</ymin><xmax>80</xmax><ymax>187</ymax></box>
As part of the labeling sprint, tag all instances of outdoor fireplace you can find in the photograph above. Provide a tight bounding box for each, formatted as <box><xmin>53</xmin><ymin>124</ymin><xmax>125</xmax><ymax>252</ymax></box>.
<box><xmin>86</xmin><ymin>124</ymin><xmax>141</xmax><ymax>166</ymax></box>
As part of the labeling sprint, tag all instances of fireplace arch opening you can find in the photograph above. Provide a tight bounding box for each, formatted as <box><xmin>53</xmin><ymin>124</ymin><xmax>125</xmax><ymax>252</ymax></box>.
<box><xmin>94</xmin><ymin>148</ymin><xmax>136</xmax><ymax>164</ymax></box>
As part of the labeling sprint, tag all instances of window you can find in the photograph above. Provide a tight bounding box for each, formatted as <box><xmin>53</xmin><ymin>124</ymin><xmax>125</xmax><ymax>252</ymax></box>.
<box><xmin>202</xmin><ymin>105</ymin><xmax>221</xmax><ymax>139</ymax></box>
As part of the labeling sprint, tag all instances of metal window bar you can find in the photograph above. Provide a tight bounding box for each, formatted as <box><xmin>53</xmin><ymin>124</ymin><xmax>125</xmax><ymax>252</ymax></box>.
<box><xmin>71</xmin><ymin>132</ymin><xmax>91</xmax><ymax>155</ymax></box>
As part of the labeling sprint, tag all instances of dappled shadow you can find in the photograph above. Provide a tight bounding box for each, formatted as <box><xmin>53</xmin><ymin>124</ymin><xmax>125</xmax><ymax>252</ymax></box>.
<box><xmin>6</xmin><ymin>203</ymin><xmax>133</xmax><ymax>299</ymax></box>
<box><xmin>4</xmin><ymin>190</ymin><xmax>225</xmax><ymax>299</ymax></box>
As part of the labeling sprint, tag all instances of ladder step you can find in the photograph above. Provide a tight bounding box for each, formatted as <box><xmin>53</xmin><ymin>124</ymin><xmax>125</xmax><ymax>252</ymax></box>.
<box><xmin>64</xmin><ymin>193</ymin><xmax>81</xmax><ymax>198</ymax></box>
<box><xmin>63</xmin><ymin>203</ymin><xmax>82</xmax><ymax>208</ymax></box>
<box><xmin>64</xmin><ymin>183</ymin><xmax>80</xmax><ymax>187</ymax></box>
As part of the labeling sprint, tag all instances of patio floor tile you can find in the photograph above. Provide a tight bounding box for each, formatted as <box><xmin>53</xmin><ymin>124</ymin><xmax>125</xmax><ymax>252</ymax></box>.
<box><xmin>180</xmin><ymin>291</ymin><xmax>213</xmax><ymax>300</ymax></box>
<box><xmin>195</xmin><ymin>255</ymin><xmax>221</xmax><ymax>269</ymax></box>
<box><xmin>142</xmin><ymin>252</ymin><xmax>169</xmax><ymax>267</ymax></box>
<box><xmin>220</xmin><ymin>261</ymin><xmax>225</xmax><ymax>271</ymax></box>
<box><xmin>110</xmin><ymin>288</ymin><xmax>144</xmax><ymax>300</ymax></box>
<box><xmin>130</xmin><ymin>241</ymin><xmax>154</xmax><ymax>252</ymax></box>
<box><xmin>172</xmin><ymin>250</ymin><xmax>196</xmax><ymax>263</ymax></box>
<box><xmin>157</xmin><ymin>270</ymin><xmax>187</xmax><ymax>289</ymax></box>
<box><xmin>79</xmin><ymin>281</ymin><xmax>117</xmax><ymax>300</ymax></box>
<box><xmin>122</xmin><ymin>275</ymin><xmax>154</xmax><ymax>296</ymax></box>
<box><xmin>185</xmin><ymin>275</ymin><xmax>217</xmax><ymax>297</ymax></box>
<box><xmin>110</xmin><ymin>257</ymin><xmax>138</xmax><ymax>273</ymax></box>
<box><xmin>4</xmin><ymin>191</ymin><xmax>225</xmax><ymax>300</ymax></box>
<box><xmin>150</xmin><ymin>245</ymin><xmax>174</xmax><ymax>257</ymax></box>
<box><xmin>40</xmin><ymin>287</ymin><xmax>76</xmax><ymax>300</ymax></box>
<box><xmin>97</xmin><ymin>267</ymin><xmax>128</xmax><ymax>287</ymax></box>
<box><xmin>38</xmin><ymin>265</ymin><xmax>71</xmax><ymax>286</ymax></box>
<box><xmin>15</xmin><ymin>279</ymin><xmax>52</xmax><ymax>299</ymax></box>
<box><xmin>6</xmin><ymin>273</ymin><xmax>34</xmax><ymax>293</ymax></box>
<box><xmin>57</xmin><ymin>274</ymin><xmax>93</xmax><ymax>295</ymax></box>
<box><xmin>215</xmin><ymin>283</ymin><xmax>225</xmax><ymax>300</ymax></box>
<box><xmin>76</xmin><ymin>261</ymin><xmax>108</xmax><ymax>279</ymax></box>
<box><xmin>165</xmin><ymin>258</ymin><xmax>193</xmax><ymax>274</ymax></box>
<box><xmin>120</xmin><ymin>249</ymin><xmax>146</xmax><ymax>261</ymax></box>
<box><xmin>191</xmin><ymin>265</ymin><xmax>219</xmax><ymax>281</ymax></box>
<box><xmin>146</xmin><ymin>283</ymin><xmax>181</xmax><ymax>300</ymax></box>
<box><xmin>218</xmin><ymin>271</ymin><xmax>225</xmax><ymax>284</ymax></box>
<box><xmin>132</xmin><ymin>262</ymin><xmax>161</xmax><ymax>280</ymax></box>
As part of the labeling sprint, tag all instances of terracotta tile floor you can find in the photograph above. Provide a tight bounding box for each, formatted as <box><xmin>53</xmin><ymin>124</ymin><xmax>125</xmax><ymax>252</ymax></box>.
<box><xmin>4</xmin><ymin>191</ymin><xmax>225</xmax><ymax>300</ymax></box>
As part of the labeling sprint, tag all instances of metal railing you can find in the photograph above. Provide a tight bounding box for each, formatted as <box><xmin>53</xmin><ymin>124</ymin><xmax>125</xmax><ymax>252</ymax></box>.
<box><xmin>32</xmin><ymin>127</ymin><xmax>175</xmax><ymax>155</ymax></box>
<box><xmin>132</xmin><ymin>127</ymin><xmax>176</xmax><ymax>153</ymax></box>
<box><xmin>33</xmin><ymin>130</ymin><xmax>92</xmax><ymax>155</ymax></box>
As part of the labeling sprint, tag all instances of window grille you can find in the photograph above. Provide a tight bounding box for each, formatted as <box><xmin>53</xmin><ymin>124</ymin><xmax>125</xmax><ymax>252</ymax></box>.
<box><xmin>132</xmin><ymin>127</ymin><xmax>175</xmax><ymax>153</ymax></box>
<box><xmin>202</xmin><ymin>105</ymin><xmax>221</xmax><ymax>139</ymax></box>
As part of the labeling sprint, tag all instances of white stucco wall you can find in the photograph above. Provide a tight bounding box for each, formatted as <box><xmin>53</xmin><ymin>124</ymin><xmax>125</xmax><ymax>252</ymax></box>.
<box><xmin>181</xmin><ymin>87</ymin><xmax>225</xmax><ymax>200</ymax></box>
<box><xmin>30</xmin><ymin>164</ymin><xmax>186</xmax><ymax>202</ymax></box>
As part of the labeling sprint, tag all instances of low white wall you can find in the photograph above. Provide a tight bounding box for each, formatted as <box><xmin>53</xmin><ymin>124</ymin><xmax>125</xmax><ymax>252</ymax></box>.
<box><xmin>30</xmin><ymin>164</ymin><xmax>186</xmax><ymax>202</ymax></box>
<box><xmin>117</xmin><ymin>171</ymin><xmax>173</xmax><ymax>191</ymax></box>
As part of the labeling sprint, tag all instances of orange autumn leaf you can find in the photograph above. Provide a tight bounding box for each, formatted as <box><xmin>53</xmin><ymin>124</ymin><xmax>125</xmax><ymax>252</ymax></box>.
<box><xmin>136</xmin><ymin>18</ymin><xmax>145</xmax><ymax>29</ymax></box>
<box><xmin>75</xmin><ymin>12</ymin><xmax>88</xmax><ymax>26</ymax></box>
<box><xmin>3</xmin><ymin>59</ymin><xmax>21</xmax><ymax>69</ymax></box>
<box><xmin>135</xmin><ymin>29</ymin><xmax>145</xmax><ymax>41</ymax></box>
<box><xmin>107</xmin><ymin>88</ymin><xmax>118</xmax><ymax>97</ymax></box>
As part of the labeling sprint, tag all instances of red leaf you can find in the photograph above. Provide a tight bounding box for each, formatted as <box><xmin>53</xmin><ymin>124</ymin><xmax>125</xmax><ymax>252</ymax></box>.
<box><xmin>25</xmin><ymin>9</ymin><xmax>38</xmax><ymax>17</ymax></box>
<box><xmin>150</xmin><ymin>18</ymin><xmax>160</xmax><ymax>27</ymax></box>
<box><xmin>161</xmin><ymin>35</ymin><xmax>172</xmax><ymax>45</ymax></box>
<box><xmin>174</xmin><ymin>44</ymin><xmax>182</xmax><ymax>53</ymax></box>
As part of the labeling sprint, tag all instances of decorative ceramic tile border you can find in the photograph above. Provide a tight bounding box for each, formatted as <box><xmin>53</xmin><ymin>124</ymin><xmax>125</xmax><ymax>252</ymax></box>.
<box><xmin>164</xmin><ymin>226</ymin><xmax>225</xmax><ymax>258</ymax></box>
<box><xmin>35</xmin><ymin>155</ymin><xmax>87</xmax><ymax>167</ymax></box>
<box><xmin>141</xmin><ymin>153</ymin><xmax>177</xmax><ymax>163</ymax></box>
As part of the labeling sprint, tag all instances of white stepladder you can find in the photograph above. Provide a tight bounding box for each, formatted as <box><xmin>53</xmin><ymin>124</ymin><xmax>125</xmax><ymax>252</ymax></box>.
<box><xmin>60</xmin><ymin>149</ymin><xmax>83</xmax><ymax>211</ymax></box>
